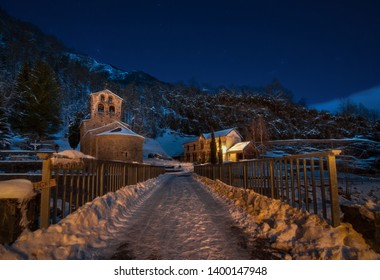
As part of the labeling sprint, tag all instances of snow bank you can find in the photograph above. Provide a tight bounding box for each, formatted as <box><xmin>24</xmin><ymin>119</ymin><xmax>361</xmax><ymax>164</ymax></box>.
<box><xmin>143</xmin><ymin>138</ymin><xmax>170</xmax><ymax>159</ymax></box>
<box><xmin>0</xmin><ymin>179</ymin><xmax>37</xmax><ymax>230</ymax></box>
<box><xmin>54</xmin><ymin>150</ymin><xmax>95</xmax><ymax>159</ymax></box>
<box><xmin>50</xmin><ymin>150</ymin><xmax>95</xmax><ymax>168</ymax></box>
<box><xmin>0</xmin><ymin>175</ymin><xmax>165</xmax><ymax>260</ymax></box>
<box><xmin>194</xmin><ymin>175</ymin><xmax>380</xmax><ymax>260</ymax></box>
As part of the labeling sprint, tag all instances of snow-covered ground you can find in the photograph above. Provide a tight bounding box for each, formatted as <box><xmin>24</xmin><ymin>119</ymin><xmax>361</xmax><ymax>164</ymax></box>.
<box><xmin>0</xmin><ymin>163</ymin><xmax>378</xmax><ymax>260</ymax></box>
<box><xmin>155</xmin><ymin>130</ymin><xmax>196</xmax><ymax>157</ymax></box>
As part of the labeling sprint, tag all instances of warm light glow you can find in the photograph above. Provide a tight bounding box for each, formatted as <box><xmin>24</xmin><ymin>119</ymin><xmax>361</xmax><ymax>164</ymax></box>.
<box><xmin>222</xmin><ymin>146</ymin><xmax>227</xmax><ymax>153</ymax></box>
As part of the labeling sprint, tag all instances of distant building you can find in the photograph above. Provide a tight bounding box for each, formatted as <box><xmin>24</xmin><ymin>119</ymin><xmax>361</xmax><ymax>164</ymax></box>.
<box><xmin>79</xmin><ymin>89</ymin><xmax>144</xmax><ymax>162</ymax></box>
<box><xmin>183</xmin><ymin>128</ymin><xmax>243</xmax><ymax>163</ymax></box>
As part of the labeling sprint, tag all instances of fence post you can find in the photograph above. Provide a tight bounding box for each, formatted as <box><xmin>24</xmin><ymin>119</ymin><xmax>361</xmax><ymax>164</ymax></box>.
<box><xmin>227</xmin><ymin>164</ymin><xmax>231</xmax><ymax>185</ymax></box>
<box><xmin>219</xmin><ymin>164</ymin><xmax>222</xmax><ymax>181</ymax></box>
<box><xmin>269</xmin><ymin>159</ymin><xmax>275</xmax><ymax>198</ymax></box>
<box><xmin>40</xmin><ymin>158</ymin><xmax>51</xmax><ymax>229</ymax></box>
<box><xmin>243</xmin><ymin>162</ymin><xmax>248</xmax><ymax>190</ymax></box>
<box><xmin>99</xmin><ymin>163</ymin><xmax>105</xmax><ymax>196</ymax></box>
<box><xmin>327</xmin><ymin>150</ymin><xmax>341</xmax><ymax>227</ymax></box>
<box><xmin>123</xmin><ymin>165</ymin><xmax>127</xmax><ymax>186</ymax></box>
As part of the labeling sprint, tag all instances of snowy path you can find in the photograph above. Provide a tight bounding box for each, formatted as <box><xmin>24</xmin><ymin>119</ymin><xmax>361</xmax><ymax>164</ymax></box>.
<box><xmin>110</xmin><ymin>173</ymin><xmax>275</xmax><ymax>260</ymax></box>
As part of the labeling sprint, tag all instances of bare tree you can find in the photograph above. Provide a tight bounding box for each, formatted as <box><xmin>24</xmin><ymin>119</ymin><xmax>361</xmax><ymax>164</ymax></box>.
<box><xmin>247</xmin><ymin>115</ymin><xmax>269</xmax><ymax>157</ymax></box>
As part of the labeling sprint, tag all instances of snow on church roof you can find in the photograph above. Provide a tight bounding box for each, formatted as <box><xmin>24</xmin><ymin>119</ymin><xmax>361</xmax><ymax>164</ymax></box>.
<box><xmin>97</xmin><ymin>126</ymin><xmax>144</xmax><ymax>139</ymax></box>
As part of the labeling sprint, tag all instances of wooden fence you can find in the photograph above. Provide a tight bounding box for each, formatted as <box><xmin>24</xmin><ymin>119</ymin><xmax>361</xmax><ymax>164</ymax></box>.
<box><xmin>194</xmin><ymin>150</ymin><xmax>342</xmax><ymax>227</ymax></box>
<box><xmin>37</xmin><ymin>156</ymin><xmax>166</xmax><ymax>228</ymax></box>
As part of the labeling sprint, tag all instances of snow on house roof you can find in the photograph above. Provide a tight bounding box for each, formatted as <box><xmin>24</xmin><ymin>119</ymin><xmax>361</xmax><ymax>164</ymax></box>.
<box><xmin>183</xmin><ymin>128</ymin><xmax>242</xmax><ymax>145</ymax></box>
<box><xmin>227</xmin><ymin>141</ymin><xmax>252</xmax><ymax>153</ymax></box>
<box><xmin>97</xmin><ymin>126</ymin><xmax>144</xmax><ymax>139</ymax></box>
<box><xmin>202</xmin><ymin>128</ymin><xmax>236</xmax><ymax>139</ymax></box>
<box><xmin>90</xmin><ymin>89</ymin><xmax>123</xmax><ymax>100</ymax></box>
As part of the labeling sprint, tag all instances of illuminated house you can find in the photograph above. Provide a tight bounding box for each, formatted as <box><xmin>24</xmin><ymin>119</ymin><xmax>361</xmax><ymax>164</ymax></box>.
<box><xmin>183</xmin><ymin>128</ymin><xmax>243</xmax><ymax>163</ymax></box>
<box><xmin>79</xmin><ymin>89</ymin><xmax>144</xmax><ymax>162</ymax></box>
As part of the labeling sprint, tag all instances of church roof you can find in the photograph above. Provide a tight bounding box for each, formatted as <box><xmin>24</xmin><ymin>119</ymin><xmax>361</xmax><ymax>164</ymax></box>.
<box><xmin>97</xmin><ymin>125</ymin><xmax>144</xmax><ymax>139</ymax></box>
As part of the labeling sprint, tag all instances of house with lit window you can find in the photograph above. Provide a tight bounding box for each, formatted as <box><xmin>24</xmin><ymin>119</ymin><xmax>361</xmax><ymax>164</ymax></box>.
<box><xmin>183</xmin><ymin>128</ymin><xmax>245</xmax><ymax>163</ymax></box>
<box><xmin>79</xmin><ymin>89</ymin><xmax>144</xmax><ymax>162</ymax></box>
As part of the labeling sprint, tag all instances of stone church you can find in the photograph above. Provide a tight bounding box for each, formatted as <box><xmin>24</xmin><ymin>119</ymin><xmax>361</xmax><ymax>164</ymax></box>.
<box><xmin>79</xmin><ymin>89</ymin><xmax>144</xmax><ymax>162</ymax></box>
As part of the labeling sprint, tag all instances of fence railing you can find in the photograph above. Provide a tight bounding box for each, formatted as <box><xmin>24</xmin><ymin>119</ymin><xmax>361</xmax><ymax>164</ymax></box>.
<box><xmin>37</xmin><ymin>155</ymin><xmax>166</xmax><ymax>228</ymax></box>
<box><xmin>194</xmin><ymin>150</ymin><xmax>342</xmax><ymax>227</ymax></box>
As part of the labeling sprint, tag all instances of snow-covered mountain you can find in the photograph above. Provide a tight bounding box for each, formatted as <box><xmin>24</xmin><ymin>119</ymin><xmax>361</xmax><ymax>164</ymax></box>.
<box><xmin>313</xmin><ymin>85</ymin><xmax>380</xmax><ymax>114</ymax></box>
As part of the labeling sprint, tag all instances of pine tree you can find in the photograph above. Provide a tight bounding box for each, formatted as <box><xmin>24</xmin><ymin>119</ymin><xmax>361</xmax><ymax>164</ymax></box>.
<box><xmin>67</xmin><ymin>112</ymin><xmax>82</xmax><ymax>149</ymax></box>
<box><xmin>210</xmin><ymin>130</ymin><xmax>217</xmax><ymax>164</ymax></box>
<box><xmin>9</xmin><ymin>62</ymin><xmax>31</xmax><ymax>133</ymax></box>
<box><xmin>218</xmin><ymin>137</ymin><xmax>223</xmax><ymax>164</ymax></box>
<box><xmin>30</xmin><ymin>60</ymin><xmax>61</xmax><ymax>136</ymax></box>
<box><xmin>0</xmin><ymin>98</ymin><xmax>11</xmax><ymax>149</ymax></box>
<box><xmin>11</xmin><ymin>60</ymin><xmax>62</xmax><ymax>138</ymax></box>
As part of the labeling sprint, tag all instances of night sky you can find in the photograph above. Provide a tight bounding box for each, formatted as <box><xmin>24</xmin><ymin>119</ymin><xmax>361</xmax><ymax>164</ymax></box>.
<box><xmin>1</xmin><ymin>0</ymin><xmax>380</xmax><ymax>106</ymax></box>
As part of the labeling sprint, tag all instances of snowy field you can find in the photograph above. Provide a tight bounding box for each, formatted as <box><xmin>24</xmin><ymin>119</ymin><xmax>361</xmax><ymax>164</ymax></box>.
<box><xmin>0</xmin><ymin>164</ymin><xmax>378</xmax><ymax>260</ymax></box>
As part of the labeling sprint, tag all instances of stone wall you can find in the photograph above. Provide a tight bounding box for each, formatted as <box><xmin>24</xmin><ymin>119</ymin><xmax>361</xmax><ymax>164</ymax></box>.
<box><xmin>96</xmin><ymin>134</ymin><xmax>144</xmax><ymax>162</ymax></box>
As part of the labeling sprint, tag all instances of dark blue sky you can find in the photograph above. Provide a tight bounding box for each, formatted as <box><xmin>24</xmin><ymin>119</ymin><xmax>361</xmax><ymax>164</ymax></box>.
<box><xmin>1</xmin><ymin>0</ymin><xmax>380</xmax><ymax>105</ymax></box>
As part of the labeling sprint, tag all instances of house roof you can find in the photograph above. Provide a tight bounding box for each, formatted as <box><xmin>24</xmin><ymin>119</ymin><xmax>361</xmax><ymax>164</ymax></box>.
<box><xmin>183</xmin><ymin>128</ymin><xmax>242</xmax><ymax>145</ymax></box>
<box><xmin>202</xmin><ymin>128</ymin><xmax>238</xmax><ymax>140</ymax></box>
<box><xmin>227</xmin><ymin>141</ymin><xmax>252</xmax><ymax>153</ymax></box>
<box><xmin>91</xmin><ymin>89</ymin><xmax>124</xmax><ymax>101</ymax></box>
<box><xmin>97</xmin><ymin>126</ymin><xmax>144</xmax><ymax>139</ymax></box>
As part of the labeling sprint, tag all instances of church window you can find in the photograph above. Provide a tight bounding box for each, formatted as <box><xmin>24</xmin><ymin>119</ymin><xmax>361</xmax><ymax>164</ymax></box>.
<box><xmin>109</xmin><ymin>105</ymin><xmax>115</xmax><ymax>115</ymax></box>
<box><xmin>98</xmin><ymin>103</ymin><xmax>105</xmax><ymax>113</ymax></box>
<box><xmin>100</xmin><ymin>95</ymin><xmax>105</xmax><ymax>102</ymax></box>
<box><xmin>108</xmin><ymin>96</ymin><xmax>113</xmax><ymax>103</ymax></box>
